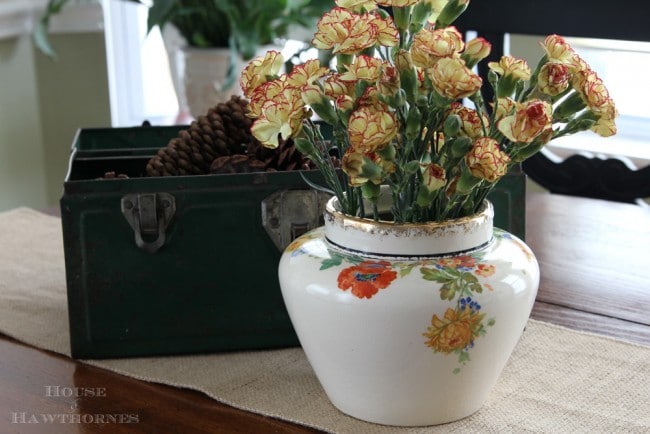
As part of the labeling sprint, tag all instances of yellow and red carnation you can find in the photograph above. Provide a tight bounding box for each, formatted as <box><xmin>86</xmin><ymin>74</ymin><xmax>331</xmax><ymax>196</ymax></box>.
<box><xmin>335</xmin><ymin>0</ymin><xmax>378</xmax><ymax>12</ymax></box>
<box><xmin>465</xmin><ymin>137</ymin><xmax>510</xmax><ymax>182</ymax></box>
<box><xmin>250</xmin><ymin>87</ymin><xmax>305</xmax><ymax>149</ymax></box>
<box><xmin>448</xmin><ymin>102</ymin><xmax>488</xmax><ymax>139</ymax></box>
<box><xmin>428</xmin><ymin>57</ymin><xmax>482</xmax><ymax>100</ymax></box>
<box><xmin>540</xmin><ymin>34</ymin><xmax>577</xmax><ymax>65</ymax></box>
<box><xmin>348</xmin><ymin>105</ymin><xmax>398</xmax><ymax>152</ymax></box>
<box><xmin>247</xmin><ymin>78</ymin><xmax>288</xmax><ymax>118</ymax></box>
<box><xmin>369</xmin><ymin>12</ymin><xmax>399</xmax><ymax>47</ymax></box>
<box><xmin>240</xmin><ymin>50</ymin><xmax>284</xmax><ymax>98</ymax></box>
<box><xmin>537</xmin><ymin>62</ymin><xmax>571</xmax><ymax>96</ymax></box>
<box><xmin>497</xmin><ymin>99</ymin><xmax>553</xmax><ymax>144</ymax></box>
<box><xmin>286</xmin><ymin>59</ymin><xmax>329</xmax><ymax>88</ymax></box>
<box><xmin>312</xmin><ymin>8</ymin><xmax>378</xmax><ymax>55</ymax></box>
<box><xmin>339</xmin><ymin>55</ymin><xmax>383</xmax><ymax>82</ymax></box>
<box><xmin>488</xmin><ymin>55</ymin><xmax>531</xmax><ymax>81</ymax></box>
<box><xmin>411</xmin><ymin>26</ymin><xmax>464</xmax><ymax>68</ymax></box>
<box><xmin>420</xmin><ymin>163</ymin><xmax>447</xmax><ymax>193</ymax></box>
<box><xmin>376</xmin><ymin>0</ymin><xmax>420</xmax><ymax>6</ymax></box>
<box><xmin>463</xmin><ymin>37</ymin><xmax>491</xmax><ymax>66</ymax></box>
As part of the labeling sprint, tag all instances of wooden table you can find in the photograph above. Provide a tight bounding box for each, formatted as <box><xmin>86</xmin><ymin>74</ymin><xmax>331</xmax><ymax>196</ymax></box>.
<box><xmin>1</xmin><ymin>193</ymin><xmax>648</xmax><ymax>433</ymax></box>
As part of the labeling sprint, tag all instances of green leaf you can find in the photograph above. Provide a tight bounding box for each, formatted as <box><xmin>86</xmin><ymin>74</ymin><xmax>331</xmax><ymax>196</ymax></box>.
<box><xmin>421</xmin><ymin>267</ymin><xmax>459</xmax><ymax>283</ymax></box>
<box><xmin>320</xmin><ymin>255</ymin><xmax>343</xmax><ymax>270</ymax></box>
<box><xmin>440</xmin><ymin>284</ymin><xmax>456</xmax><ymax>301</ymax></box>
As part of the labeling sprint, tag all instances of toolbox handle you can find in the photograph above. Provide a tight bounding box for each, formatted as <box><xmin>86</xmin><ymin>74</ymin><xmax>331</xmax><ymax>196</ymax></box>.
<box><xmin>121</xmin><ymin>193</ymin><xmax>175</xmax><ymax>253</ymax></box>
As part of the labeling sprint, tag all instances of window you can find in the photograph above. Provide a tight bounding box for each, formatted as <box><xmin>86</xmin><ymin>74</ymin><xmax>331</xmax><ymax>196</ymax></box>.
<box><xmin>101</xmin><ymin>0</ymin><xmax>177</xmax><ymax>127</ymax></box>
<box><xmin>523</xmin><ymin>36</ymin><xmax>650</xmax><ymax>167</ymax></box>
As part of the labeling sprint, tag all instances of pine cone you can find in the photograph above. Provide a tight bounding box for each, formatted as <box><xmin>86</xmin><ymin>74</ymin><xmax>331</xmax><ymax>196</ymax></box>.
<box><xmin>146</xmin><ymin>95</ymin><xmax>256</xmax><ymax>176</ymax></box>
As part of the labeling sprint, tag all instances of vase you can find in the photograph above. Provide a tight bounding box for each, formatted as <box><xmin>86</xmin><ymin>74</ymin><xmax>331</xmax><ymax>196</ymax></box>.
<box><xmin>278</xmin><ymin>195</ymin><xmax>539</xmax><ymax>426</ymax></box>
<box><xmin>173</xmin><ymin>46</ymin><xmax>243</xmax><ymax>119</ymax></box>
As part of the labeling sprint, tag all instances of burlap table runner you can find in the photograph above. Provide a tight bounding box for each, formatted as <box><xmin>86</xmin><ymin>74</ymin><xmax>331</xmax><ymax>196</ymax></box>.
<box><xmin>0</xmin><ymin>207</ymin><xmax>648</xmax><ymax>433</ymax></box>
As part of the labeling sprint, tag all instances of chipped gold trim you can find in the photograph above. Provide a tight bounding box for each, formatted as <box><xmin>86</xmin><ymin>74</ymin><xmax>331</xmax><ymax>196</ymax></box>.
<box><xmin>325</xmin><ymin>197</ymin><xmax>493</xmax><ymax>237</ymax></box>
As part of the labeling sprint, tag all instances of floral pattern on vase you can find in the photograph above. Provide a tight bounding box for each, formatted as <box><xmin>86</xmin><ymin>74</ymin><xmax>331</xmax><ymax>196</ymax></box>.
<box><xmin>284</xmin><ymin>229</ymin><xmax>531</xmax><ymax>372</ymax></box>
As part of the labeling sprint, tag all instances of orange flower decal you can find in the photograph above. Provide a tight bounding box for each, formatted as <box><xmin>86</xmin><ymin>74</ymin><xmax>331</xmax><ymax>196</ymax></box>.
<box><xmin>423</xmin><ymin>304</ymin><xmax>484</xmax><ymax>354</ymax></box>
<box><xmin>474</xmin><ymin>263</ymin><xmax>495</xmax><ymax>277</ymax></box>
<box><xmin>337</xmin><ymin>260</ymin><xmax>398</xmax><ymax>299</ymax></box>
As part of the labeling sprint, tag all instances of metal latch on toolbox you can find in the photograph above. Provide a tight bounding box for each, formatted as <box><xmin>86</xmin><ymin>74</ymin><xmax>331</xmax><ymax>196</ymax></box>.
<box><xmin>121</xmin><ymin>193</ymin><xmax>175</xmax><ymax>253</ymax></box>
<box><xmin>262</xmin><ymin>189</ymin><xmax>331</xmax><ymax>251</ymax></box>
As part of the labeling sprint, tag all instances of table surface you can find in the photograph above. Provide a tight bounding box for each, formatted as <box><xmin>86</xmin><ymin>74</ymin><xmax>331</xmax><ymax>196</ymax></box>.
<box><xmin>1</xmin><ymin>193</ymin><xmax>648</xmax><ymax>434</ymax></box>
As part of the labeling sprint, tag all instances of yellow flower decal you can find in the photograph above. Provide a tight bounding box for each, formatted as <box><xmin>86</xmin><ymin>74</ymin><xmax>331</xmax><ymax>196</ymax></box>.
<box><xmin>423</xmin><ymin>304</ymin><xmax>484</xmax><ymax>354</ymax></box>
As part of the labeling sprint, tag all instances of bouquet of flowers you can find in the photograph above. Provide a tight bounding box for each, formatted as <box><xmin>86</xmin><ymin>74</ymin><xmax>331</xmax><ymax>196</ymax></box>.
<box><xmin>240</xmin><ymin>0</ymin><xmax>617</xmax><ymax>223</ymax></box>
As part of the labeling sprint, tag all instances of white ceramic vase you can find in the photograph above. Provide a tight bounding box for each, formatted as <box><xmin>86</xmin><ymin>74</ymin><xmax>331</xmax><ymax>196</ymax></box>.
<box><xmin>174</xmin><ymin>47</ymin><xmax>242</xmax><ymax>119</ymax></box>
<box><xmin>278</xmin><ymin>195</ymin><xmax>539</xmax><ymax>426</ymax></box>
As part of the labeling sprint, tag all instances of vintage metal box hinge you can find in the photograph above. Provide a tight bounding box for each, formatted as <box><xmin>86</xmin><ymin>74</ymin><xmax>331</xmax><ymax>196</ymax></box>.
<box><xmin>121</xmin><ymin>193</ymin><xmax>175</xmax><ymax>253</ymax></box>
<box><xmin>262</xmin><ymin>189</ymin><xmax>331</xmax><ymax>251</ymax></box>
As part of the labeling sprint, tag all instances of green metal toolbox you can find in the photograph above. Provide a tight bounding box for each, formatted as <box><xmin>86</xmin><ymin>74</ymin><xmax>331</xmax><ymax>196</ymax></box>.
<box><xmin>60</xmin><ymin>125</ymin><xmax>526</xmax><ymax>359</ymax></box>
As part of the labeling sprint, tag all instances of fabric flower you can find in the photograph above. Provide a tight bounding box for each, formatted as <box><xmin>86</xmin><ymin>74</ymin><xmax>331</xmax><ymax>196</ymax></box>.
<box><xmin>337</xmin><ymin>260</ymin><xmax>398</xmax><ymax>299</ymax></box>
<box><xmin>348</xmin><ymin>105</ymin><xmax>398</xmax><ymax>152</ymax></box>
<box><xmin>423</xmin><ymin>306</ymin><xmax>484</xmax><ymax>353</ymax></box>
<box><xmin>465</xmin><ymin>137</ymin><xmax>510</xmax><ymax>182</ymax></box>
<box><xmin>240</xmin><ymin>51</ymin><xmax>284</xmax><ymax>98</ymax></box>
<box><xmin>428</xmin><ymin>57</ymin><xmax>482</xmax><ymax>100</ymax></box>
<box><xmin>497</xmin><ymin>100</ymin><xmax>553</xmax><ymax>144</ymax></box>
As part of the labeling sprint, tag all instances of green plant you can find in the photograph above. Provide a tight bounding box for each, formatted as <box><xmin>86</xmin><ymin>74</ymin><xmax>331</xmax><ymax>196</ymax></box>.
<box><xmin>35</xmin><ymin>0</ymin><xmax>330</xmax><ymax>59</ymax></box>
